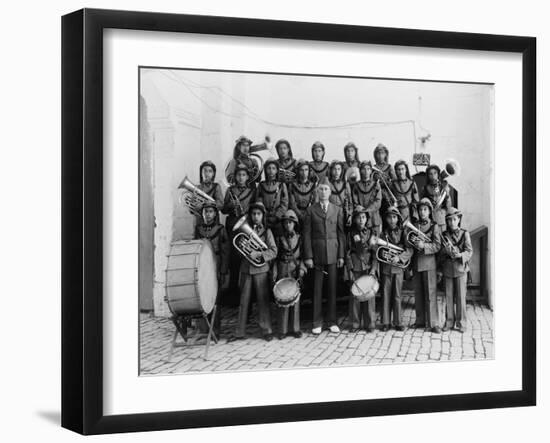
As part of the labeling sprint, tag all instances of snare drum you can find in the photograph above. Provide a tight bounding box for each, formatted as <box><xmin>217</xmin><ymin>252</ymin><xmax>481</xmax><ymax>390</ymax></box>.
<box><xmin>351</xmin><ymin>274</ymin><xmax>379</xmax><ymax>302</ymax></box>
<box><xmin>273</xmin><ymin>278</ymin><xmax>301</xmax><ymax>307</ymax></box>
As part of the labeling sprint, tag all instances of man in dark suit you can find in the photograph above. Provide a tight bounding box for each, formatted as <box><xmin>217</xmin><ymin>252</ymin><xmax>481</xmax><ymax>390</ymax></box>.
<box><xmin>303</xmin><ymin>177</ymin><xmax>346</xmax><ymax>334</ymax></box>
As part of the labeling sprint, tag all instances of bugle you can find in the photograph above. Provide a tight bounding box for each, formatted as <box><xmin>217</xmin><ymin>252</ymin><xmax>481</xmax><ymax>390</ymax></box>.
<box><xmin>232</xmin><ymin>216</ymin><xmax>268</xmax><ymax>267</ymax></box>
<box><xmin>178</xmin><ymin>176</ymin><xmax>216</xmax><ymax>216</ymax></box>
<box><xmin>369</xmin><ymin>236</ymin><xmax>410</xmax><ymax>269</ymax></box>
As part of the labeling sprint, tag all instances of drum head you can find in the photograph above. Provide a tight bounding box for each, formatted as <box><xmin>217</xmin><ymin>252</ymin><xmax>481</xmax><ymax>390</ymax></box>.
<box><xmin>196</xmin><ymin>240</ymin><xmax>217</xmax><ymax>314</ymax></box>
<box><xmin>273</xmin><ymin>278</ymin><xmax>300</xmax><ymax>307</ymax></box>
<box><xmin>351</xmin><ymin>275</ymin><xmax>379</xmax><ymax>301</ymax></box>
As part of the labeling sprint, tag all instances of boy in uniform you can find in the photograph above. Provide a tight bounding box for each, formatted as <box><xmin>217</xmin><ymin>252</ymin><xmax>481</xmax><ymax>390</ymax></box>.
<box><xmin>233</xmin><ymin>202</ymin><xmax>277</xmax><ymax>341</ymax></box>
<box><xmin>193</xmin><ymin>201</ymin><xmax>229</xmax><ymax>336</ymax></box>
<box><xmin>303</xmin><ymin>177</ymin><xmax>346</xmax><ymax>334</ymax></box>
<box><xmin>408</xmin><ymin>198</ymin><xmax>442</xmax><ymax>333</ymax></box>
<box><xmin>391</xmin><ymin>159</ymin><xmax>420</xmax><ymax>223</ymax></box>
<box><xmin>275</xmin><ymin>139</ymin><xmax>297</xmax><ymax>184</ymax></box>
<box><xmin>379</xmin><ymin>206</ymin><xmax>413</xmax><ymax>331</ymax></box>
<box><xmin>421</xmin><ymin>164</ymin><xmax>452</xmax><ymax>231</ymax></box>
<box><xmin>372</xmin><ymin>143</ymin><xmax>397</xmax><ymax>213</ymax></box>
<box><xmin>345</xmin><ymin>205</ymin><xmax>379</xmax><ymax>332</ymax></box>
<box><xmin>255</xmin><ymin>158</ymin><xmax>288</xmax><ymax>237</ymax></box>
<box><xmin>309</xmin><ymin>141</ymin><xmax>330</xmax><ymax>183</ymax></box>
<box><xmin>352</xmin><ymin>160</ymin><xmax>382</xmax><ymax>234</ymax></box>
<box><xmin>272</xmin><ymin>210</ymin><xmax>306</xmax><ymax>339</ymax></box>
<box><xmin>289</xmin><ymin>159</ymin><xmax>317</xmax><ymax>225</ymax></box>
<box><xmin>439</xmin><ymin>207</ymin><xmax>473</xmax><ymax>333</ymax></box>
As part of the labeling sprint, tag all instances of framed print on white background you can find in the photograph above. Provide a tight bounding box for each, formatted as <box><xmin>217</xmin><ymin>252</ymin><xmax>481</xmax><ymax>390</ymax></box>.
<box><xmin>61</xmin><ymin>8</ymin><xmax>536</xmax><ymax>435</ymax></box>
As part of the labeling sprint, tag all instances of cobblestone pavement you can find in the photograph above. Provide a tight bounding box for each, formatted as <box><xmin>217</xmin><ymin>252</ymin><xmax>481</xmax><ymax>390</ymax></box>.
<box><xmin>140</xmin><ymin>293</ymin><xmax>494</xmax><ymax>375</ymax></box>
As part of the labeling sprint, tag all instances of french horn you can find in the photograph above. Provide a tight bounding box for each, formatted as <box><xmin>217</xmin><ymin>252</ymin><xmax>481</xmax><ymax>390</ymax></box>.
<box><xmin>178</xmin><ymin>176</ymin><xmax>216</xmax><ymax>216</ymax></box>
<box><xmin>232</xmin><ymin>216</ymin><xmax>268</xmax><ymax>267</ymax></box>
<box><xmin>369</xmin><ymin>236</ymin><xmax>410</xmax><ymax>269</ymax></box>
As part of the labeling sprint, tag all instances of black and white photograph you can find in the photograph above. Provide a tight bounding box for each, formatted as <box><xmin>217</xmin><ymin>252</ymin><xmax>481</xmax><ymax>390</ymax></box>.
<box><xmin>139</xmin><ymin>68</ymin><xmax>494</xmax><ymax>375</ymax></box>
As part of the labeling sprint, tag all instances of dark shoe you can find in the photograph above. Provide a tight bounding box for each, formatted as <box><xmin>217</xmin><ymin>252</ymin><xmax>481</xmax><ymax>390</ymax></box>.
<box><xmin>413</xmin><ymin>323</ymin><xmax>425</xmax><ymax>329</ymax></box>
<box><xmin>458</xmin><ymin>326</ymin><xmax>466</xmax><ymax>334</ymax></box>
<box><xmin>264</xmin><ymin>333</ymin><xmax>274</xmax><ymax>342</ymax></box>
<box><xmin>381</xmin><ymin>325</ymin><xmax>389</xmax><ymax>332</ymax></box>
<box><xmin>277</xmin><ymin>332</ymin><xmax>286</xmax><ymax>340</ymax></box>
<box><xmin>442</xmin><ymin>325</ymin><xmax>450</xmax><ymax>332</ymax></box>
<box><xmin>367</xmin><ymin>327</ymin><xmax>375</xmax><ymax>333</ymax></box>
<box><xmin>226</xmin><ymin>335</ymin><xmax>245</xmax><ymax>343</ymax></box>
<box><xmin>432</xmin><ymin>326</ymin><xmax>442</xmax><ymax>334</ymax></box>
<box><xmin>395</xmin><ymin>325</ymin><xmax>405</xmax><ymax>332</ymax></box>
<box><xmin>291</xmin><ymin>331</ymin><xmax>303</xmax><ymax>338</ymax></box>
<box><xmin>349</xmin><ymin>327</ymin><xmax>360</xmax><ymax>333</ymax></box>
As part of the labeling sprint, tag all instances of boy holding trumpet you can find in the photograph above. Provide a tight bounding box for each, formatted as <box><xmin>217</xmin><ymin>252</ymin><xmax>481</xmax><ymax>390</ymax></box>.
<box><xmin>439</xmin><ymin>207</ymin><xmax>473</xmax><ymax>333</ymax></box>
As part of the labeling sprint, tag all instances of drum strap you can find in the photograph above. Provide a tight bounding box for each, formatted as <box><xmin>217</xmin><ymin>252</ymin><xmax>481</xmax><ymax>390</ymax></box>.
<box><xmin>355</xmin><ymin>181</ymin><xmax>376</xmax><ymax>195</ymax></box>
<box><xmin>291</xmin><ymin>182</ymin><xmax>314</xmax><ymax>196</ymax></box>
<box><xmin>331</xmin><ymin>181</ymin><xmax>346</xmax><ymax>196</ymax></box>
<box><xmin>310</xmin><ymin>161</ymin><xmax>328</xmax><ymax>174</ymax></box>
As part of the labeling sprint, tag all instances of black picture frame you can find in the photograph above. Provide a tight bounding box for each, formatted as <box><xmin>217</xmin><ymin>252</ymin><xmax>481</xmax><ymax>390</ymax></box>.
<box><xmin>61</xmin><ymin>8</ymin><xmax>536</xmax><ymax>435</ymax></box>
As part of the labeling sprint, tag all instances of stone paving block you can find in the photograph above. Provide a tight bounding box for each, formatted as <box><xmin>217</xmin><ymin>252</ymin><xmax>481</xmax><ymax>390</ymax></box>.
<box><xmin>140</xmin><ymin>296</ymin><xmax>494</xmax><ymax>374</ymax></box>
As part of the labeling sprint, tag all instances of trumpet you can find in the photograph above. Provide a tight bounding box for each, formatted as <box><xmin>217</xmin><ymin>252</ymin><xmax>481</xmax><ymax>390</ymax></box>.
<box><xmin>441</xmin><ymin>234</ymin><xmax>459</xmax><ymax>257</ymax></box>
<box><xmin>403</xmin><ymin>219</ymin><xmax>431</xmax><ymax>250</ymax></box>
<box><xmin>232</xmin><ymin>216</ymin><xmax>268</xmax><ymax>267</ymax></box>
<box><xmin>369</xmin><ymin>236</ymin><xmax>410</xmax><ymax>269</ymax></box>
<box><xmin>178</xmin><ymin>176</ymin><xmax>216</xmax><ymax>216</ymax></box>
<box><xmin>372</xmin><ymin>165</ymin><xmax>397</xmax><ymax>206</ymax></box>
<box><xmin>278</xmin><ymin>167</ymin><xmax>296</xmax><ymax>181</ymax></box>
<box><xmin>228</xmin><ymin>189</ymin><xmax>244</xmax><ymax>217</ymax></box>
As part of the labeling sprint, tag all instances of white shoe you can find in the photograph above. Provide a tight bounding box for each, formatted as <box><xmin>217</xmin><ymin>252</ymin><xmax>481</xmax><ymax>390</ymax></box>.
<box><xmin>312</xmin><ymin>327</ymin><xmax>322</xmax><ymax>335</ymax></box>
<box><xmin>329</xmin><ymin>325</ymin><xmax>341</xmax><ymax>333</ymax></box>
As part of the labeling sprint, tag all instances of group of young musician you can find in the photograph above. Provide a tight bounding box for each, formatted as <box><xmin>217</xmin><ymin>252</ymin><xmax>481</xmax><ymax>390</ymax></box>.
<box><xmin>186</xmin><ymin>135</ymin><xmax>473</xmax><ymax>342</ymax></box>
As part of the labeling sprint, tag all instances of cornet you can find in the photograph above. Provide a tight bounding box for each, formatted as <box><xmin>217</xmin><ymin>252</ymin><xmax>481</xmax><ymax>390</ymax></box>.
<box><xmin>232</xmin><ymin>216</ymin><xmax>268</xmax><ymax>267</ymax></box>
<box><xmin>178</xmin><ymin>176</ymin><xmax>216</xmax><ymax>216</ymax></box>
<box><xmin>344</xmin><ymin>166</ymin><xmax>360</xmax><ymax>184</ymax></box>
<box><xmin>403</xmin><ymin>219</ymin><xmax>431</xmax><ymax>250</ymax></box>
<box><xmin>369</xmin><ymin>236</ymin><xmax>410</xmax><ymax>269</ymax></box>
<box><xmin>278</xmin><ymin>167</ymin><xmax>296</xmax><ymax>182</ymax></box>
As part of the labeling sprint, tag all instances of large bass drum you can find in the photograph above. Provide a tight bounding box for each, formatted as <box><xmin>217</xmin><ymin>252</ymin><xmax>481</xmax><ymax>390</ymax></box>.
<box><xmin>165</xmin><ymin>240</ymin><xmax>217</xmax><ymax>315</ymax></box>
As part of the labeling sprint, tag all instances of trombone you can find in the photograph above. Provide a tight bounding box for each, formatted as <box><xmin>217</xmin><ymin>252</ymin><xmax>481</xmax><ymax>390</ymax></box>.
<box><xmin>372</xmin><ymin>165</ymin><xmax>397</xmax><ymax>205</ymax></box>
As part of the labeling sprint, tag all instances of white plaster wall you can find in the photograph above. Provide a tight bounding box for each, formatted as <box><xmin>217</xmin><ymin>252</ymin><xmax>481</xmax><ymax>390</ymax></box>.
<box><xmin>141</xmin><ymin>69</ymin><xmax>494</xmax><ymax>315</ymax></box>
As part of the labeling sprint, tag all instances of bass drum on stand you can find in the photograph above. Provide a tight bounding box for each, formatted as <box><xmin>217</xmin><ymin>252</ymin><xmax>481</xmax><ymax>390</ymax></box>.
<box><xmin>165</xmin><ymin>239</ymin><xmax>217</xmax><ymax>315</ymax></box>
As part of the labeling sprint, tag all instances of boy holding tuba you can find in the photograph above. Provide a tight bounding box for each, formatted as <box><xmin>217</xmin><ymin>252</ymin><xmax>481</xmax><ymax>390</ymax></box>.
<box><xmin>379</xmin><ymin>206</ymin><xmax>414</xmax><ymax>331</ymax></box>
<box><xmin>407</xmin><ymin>198</ymin><xmax>442</xmax><ymax>333</ymax></box>
<box><xmin>232</xmin><ymin>201</ymin><xmax>277</xmax><ymax>342</ymax></box>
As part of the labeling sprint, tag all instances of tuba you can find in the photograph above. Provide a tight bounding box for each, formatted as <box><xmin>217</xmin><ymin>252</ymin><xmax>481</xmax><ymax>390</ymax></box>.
<box><xmin>369</xmin><ymin>236</ymin><xmax>410</xmax><ymax>269</ymax></box>
<box><xmin>224</xmin><ymin>135</ymin><xmax>274</xmax><ymax>187</ymax></box>
<box><xmin>403</xmin><ymin>219</ymin><xmax>431</xmax><ymax>250</ymax></box>
<box><xmin>435</xmin><ymin>159</ymin><xmax>461</xmax><ymax>210</ymax></box>
<box><xmin>178</xmin><ymin>176</ymin><xmax>216</xmax><ymax>216</ymax></box>
<box><xmin>232</xmin><ymin>216</ymin><xmax>268</xmax><ymax>267</ymax></box>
